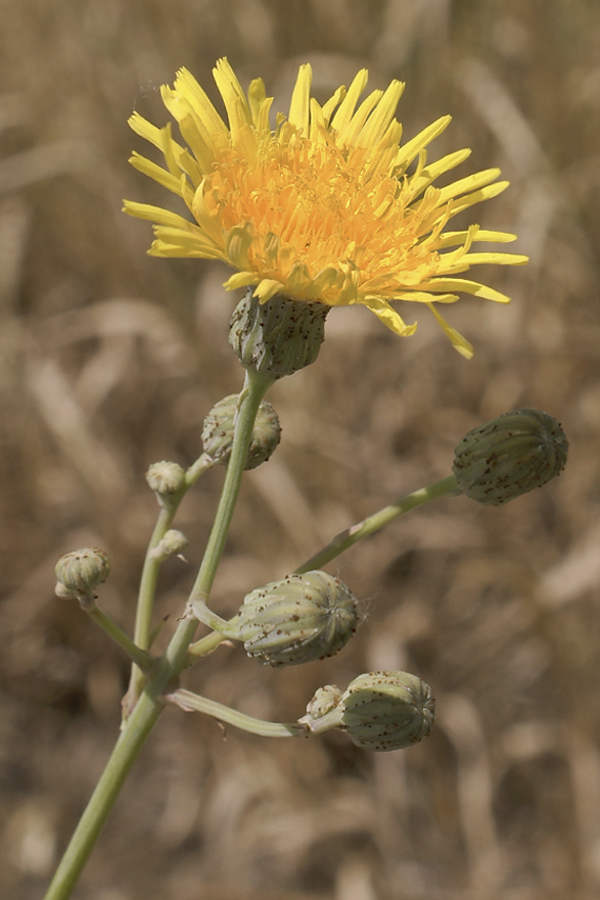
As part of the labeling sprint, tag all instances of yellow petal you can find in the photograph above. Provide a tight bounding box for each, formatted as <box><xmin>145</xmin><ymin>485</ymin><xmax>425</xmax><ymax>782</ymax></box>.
<box><xmin>288</xmin><ymin>64</ymin><xmax>312</xmax><ymax>134</ymax></box>
<box><xmin>364</xmin><ymin>297</ymin><xmax>418</xmax><ymax>336</ymax></box>
<box><xmin>329</xmin><ymin>68</ymin><xmax>369</xmax><ymax>135</ymax></box>
<box><xmin>427</xmin><ymin>303</ymin><xmax>473</xmax><ymax>358</ymax></box>
<box><xmin>424</xmin><ymin>278</ymin><xmax>511</xmax><ymax>303</ymax></box>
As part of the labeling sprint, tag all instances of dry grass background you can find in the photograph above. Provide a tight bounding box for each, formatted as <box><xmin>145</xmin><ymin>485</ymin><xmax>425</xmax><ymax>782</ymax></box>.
<box><xmin>1</xmin><ymin>1</ymin><xmax>600</xmax><ymax>898</ymax></box>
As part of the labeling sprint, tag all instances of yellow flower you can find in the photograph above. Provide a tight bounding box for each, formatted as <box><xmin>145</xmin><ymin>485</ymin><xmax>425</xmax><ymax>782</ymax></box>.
<box><xmin>124</xmin><ymin>58</ymin><xmax>527</xmax><ymax>358</ymax></box>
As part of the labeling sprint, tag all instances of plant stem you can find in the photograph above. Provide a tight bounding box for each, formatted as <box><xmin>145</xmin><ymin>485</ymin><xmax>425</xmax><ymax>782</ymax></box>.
<box><xmin>186</xmin><ymin>629</ymin><xmax>228</xmax><ymax>662</ymax></box>
<box><xmin>294</xmin><ymin>475</ymin><xmax>461</xmax><ymax>574</ymax></box>
<box><xmin>84</xmin><ymin>605</ymin><xmax>154</xmax><ymax>670</ymax></box>
<box><xmin>166</xmin><ymin>688</ymin><xmax>307</xmax><ymax>738</ymax></box>
<box><xmin>188</xmin><ymin>369</ymin><xmax>275</xmax><ymax>613</ymax></box>
<box><xmin>124</xmin><ymin>455</ymin><xmax>213</xmax><ymax>716</ymax></box>
<box><xmin>43</xmin><ymin>368</ymin><xmax>273</xmax><ymax>900</ymax></box>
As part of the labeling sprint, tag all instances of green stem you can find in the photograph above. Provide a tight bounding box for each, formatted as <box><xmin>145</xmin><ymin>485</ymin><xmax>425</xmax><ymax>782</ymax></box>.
<box><xmin>166</xmin><ymin>688</ymin><xmax>307</xmax><ymax>739</ymax></box>
<box><xmin>295</xmin><ymin>475</ymin><xmax>462</xmax><ymax>574</ymax></box>
<box><xmin>124</xmin><ymin>455</ymin><xmax>214</xmax><ymax>715</ymax></box>
<box><xmin>186</xmin><ymin>629</ymin><xmax>228</xmax><ymax>663</ymax></box>
<box><xmin>188</xmin><ymin>368</ymin><xmax>275</xmax><ymax>613</ymax></box>
<box><xmin>123</xmin><ymin>506</ymin><xmax>177</xmax><ymax>718</ymax></box>
<box><xmin>185</xmin><ymin>452</ymin><xmax>214</xmax><ymax>487</ymax></box>
<box><xmin>43</xmin><ymin>370</ymin><xmax>273</xmax><ymax>900</ymax></box>
<box><xmin>84</xmin><ymin>605</ymin><xmax>154</xmax><ymax>670</ymax></box>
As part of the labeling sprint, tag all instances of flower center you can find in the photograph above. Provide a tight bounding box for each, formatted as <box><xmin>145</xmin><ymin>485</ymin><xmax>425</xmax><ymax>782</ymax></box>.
<box><xmin>200</xmin><ymin>136</ymin><xmax>441</xmax><ymax>293</ymax></box>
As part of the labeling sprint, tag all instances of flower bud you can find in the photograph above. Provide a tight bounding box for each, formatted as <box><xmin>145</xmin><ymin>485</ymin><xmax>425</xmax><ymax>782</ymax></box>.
<box><xmin>202</xmin><ymin>394</ymin><xmax>281</xmax><ymax>470</ymax></box>
<box><xmin>150</xmin><ymin>529</ymin><xmax>189</xmax><ymax>562</ymax></box>
<box><xmin>238</xmin><ymin>571</ymin><xmax>358</xmax><ymax>667</ymax></box>
<box><xmin>229</xmin><ymin>288</ymin><xmax>329</xmax><ymax>378</ymax></box>
<box><xmin>453</xmin><ymin>408</ymin><xmax>568</xmax><ymax>505</ymax></box>
<box><xmin>304</xmin><ymin>684</ymin><xmax>344</xmax><ymax>720</ymax></box>
<box><xmin>55</xmin><ymin>547</ymin><xmax>111</xmax><ymax>597</ymax></box>
<box><xmin>146</xmin><ymin>461</ymin><xmax>186</xmax><ymax>499</ymax></box>
<box><xmin>340</xmin><ymin>671</ymin><xmax>435</xmax><ymax>752</ymax></box>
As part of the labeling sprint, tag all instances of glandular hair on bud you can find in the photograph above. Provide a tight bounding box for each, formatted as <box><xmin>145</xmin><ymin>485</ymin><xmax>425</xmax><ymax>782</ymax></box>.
<box><xmin>238</xmin><ymin>571</ymin><xmax>359</xmax><ymax>667</ymax></box>
<box><xmin>453</xmin><ymin>408</ymin><xmax>569</xmax><ymax>506</ymax></box>
<box><xmin>341</xmin><ymin>671</ymin><xmax>435</xmax><ymax>752</ymax></box>
<box><xmin>202</xmin><ymin>394</ymin><xmax>281</xmax><ymax>470</ymax></box>
<box><xmin>146</xmin><ymin>461</ymin><xmax>186</xmax><ymax>497</ymax></box>
<box><xmin>55</xmin><ymin>547</ymin><xmax>110</xmax><ymax>597</ymax></box>
<box><xmin>229</xmin><ymin>288</ymin><xmax>329</xmax><ymax>379</ymax></box>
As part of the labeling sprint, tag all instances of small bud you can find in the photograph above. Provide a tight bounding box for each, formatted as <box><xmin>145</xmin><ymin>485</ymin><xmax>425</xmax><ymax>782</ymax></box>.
<box><xmin>340</xmin><ymin>671</ymin><xmax>435</xmax><ymax>752</ymax></box>
<box><xmin>150</xmin><ymin>529</ymin><xmax>189</xmax><ymax>562</ymax></box>
<box><xmin>305</xmin><ymin>684</ymin><xmax>344</xmax><ymax>719</ymax></box>
<box><xmin>54</xmin><ymin>581</ymin><xmax>80</xmax><ymax>601</ymax></box>
<box><xmin>146</xmin><ymin>461</ymin><xmax>186</xmax><ymax>499</ymax></box>
<box><xmin>202</xmin><ymin>394</ymin><xmax>281</xmax><ymax>470</ymax></box>
<box><xmin>453</xmin><ymin>408</ymin><xmax>569</xmax><ymax>505</ymax></box>
<box><xmin>55</xmin><ymin>547</ymin><xmax>111</xmax><ymax>597</ymax></box>
<box><xmin>229</xmin><ymin>288</ymin><xmax>329</xmax><ymax>378</ymax></box>
<box><xmin>238</xmin><ymin>571</ymin><xmax>359</xmax><ymax>667</ymax></box>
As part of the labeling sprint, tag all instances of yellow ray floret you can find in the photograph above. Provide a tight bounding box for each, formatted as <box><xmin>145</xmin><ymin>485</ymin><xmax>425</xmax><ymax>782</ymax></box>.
<box><xmin>123</xmin><ymin>58</ymin><xmax>528</xmax><ymax>357</ymax></box>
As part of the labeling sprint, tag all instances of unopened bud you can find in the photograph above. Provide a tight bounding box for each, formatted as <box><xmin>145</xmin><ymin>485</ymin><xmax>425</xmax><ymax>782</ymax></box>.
<box><xmin>453</xmin><ymin>408</ymin><xmax>568</xmax><ymax>505</ymax></box>
<box><xmin>202</xmin><ymin>394</ymin><xmax>281</xmax><ymax>470</ymax></box>
<box><xmin>229</xmin><ymin>289</ymin><xmax>328</xmax><ymax>378</ymax></box>
<box><xmin>150</xmin><ymin>529</ymin><xmax>189</xmax><ymax>562</ymax></box>
<box><xmin>341</xmin><ymin>671</ymin><xmax>435</xmax><ymax>752</ymax></box>
<box><xmin>304</xmin><ymin>684</ymin><xmax>343</xmax><ymax>719</ymax></box>
<box><xmin>146</xmin><ymin>461</ymin><xmax>186</xmax><ymax>499</ymax></box>
<box><xmin>55</xmin><ymin>547</ymin><xmax>111</xmax><ymax>598</ymax></box>
<box><xmin>238</xmin><ymin>571</ymin><xmax>359</xmax><ymax>667</ymax></box>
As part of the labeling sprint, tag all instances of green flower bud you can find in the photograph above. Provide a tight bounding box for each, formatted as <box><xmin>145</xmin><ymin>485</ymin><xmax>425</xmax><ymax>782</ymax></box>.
<box><xmin>202</xmin><ymin>394</ymin><xmax>281</xmax><ymax>470</ymax></box>
<box><xmin>229</xmin><ymin>288</ymin><xmax>329</xmax><ymax>378</ymax></box>
<box><xmin>453</xmin><ymin>408</ymin><xmax>569</xmax><ymax>506</ymax></box>
<box><xmin>55</xmin><ymin>547</ymin><xmax>111</xmax><ymax>597</ymax></box>
<box><xmin>150</xmin><ymin>529</ymin><xmax>189</xmax><ymax>562</ymax></box>
<box><xmin>304</xmin><ymin>684</ymin><xmax>344</xmax><ymax>720</ymax></box>
<box><xmin>238</xmin><ymin>571</ymin><xmax>358</xmax><ymax>667</ymax></box>
<box><xmin>54</xmin><ymin>581</ymin><xmax>80</xmax><ymax>601</ymax></box>
<box><xmin>340</xmin><ymin>671</ymin><xmax>435</xmax><ymax>752</ymax></box>
<box><xmin>146</xmin><ymin>461</ymin><xmax>186</xmax><ymax>498</ymax></box>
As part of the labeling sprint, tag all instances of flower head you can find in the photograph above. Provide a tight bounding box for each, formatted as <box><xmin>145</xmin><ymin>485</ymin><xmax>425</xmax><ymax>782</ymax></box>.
<box><xmin>238</xmin><ymin>571</ymin><xmax>359</xmax><ymax>667</ymax></box>
<box><xmin>124</xmin><ymin>59</ymin><xmax>527</xmax><ymax>357</ymax></box>
<box><xmin>453</xmin><ymin>408</ymin><xmax>569</xmax><ymax>505</ymax></box>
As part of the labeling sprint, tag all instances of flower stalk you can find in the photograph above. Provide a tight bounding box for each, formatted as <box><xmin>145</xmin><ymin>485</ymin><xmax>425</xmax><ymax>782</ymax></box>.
<box><xmin>295</xmin><ymin>474</ymin><xmax>461</xmax><ymax>574</ymax></box>
<box><xmin>43</xmin><ymin>367</ymin><xmax>274</xmax><ymax>900</ymax></box>
<box><xmin>166</xmin><ymin>688</ymin><xmax>307</xmax><ymax>739</ymax></box>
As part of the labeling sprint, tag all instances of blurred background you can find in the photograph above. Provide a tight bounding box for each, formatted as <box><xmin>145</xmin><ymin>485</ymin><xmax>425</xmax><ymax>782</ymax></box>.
<box><xmin>1</xmin><ymin>1</ymin><xmax>600</xmax><ymax>898</ymax></box>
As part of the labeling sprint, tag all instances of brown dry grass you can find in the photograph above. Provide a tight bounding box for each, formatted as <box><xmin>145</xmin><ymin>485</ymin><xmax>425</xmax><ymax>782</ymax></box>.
<box><xmin>1</xmin><ymin>1</ymin><xmax>600</xmax><ymax>898</ymax></box>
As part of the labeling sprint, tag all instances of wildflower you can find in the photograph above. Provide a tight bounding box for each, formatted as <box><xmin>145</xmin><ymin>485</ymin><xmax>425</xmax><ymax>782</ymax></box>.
<box><xmin>124</xmin><ymin>59</ymin><xmax>527</xmax><ymax>358</ymax></box>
